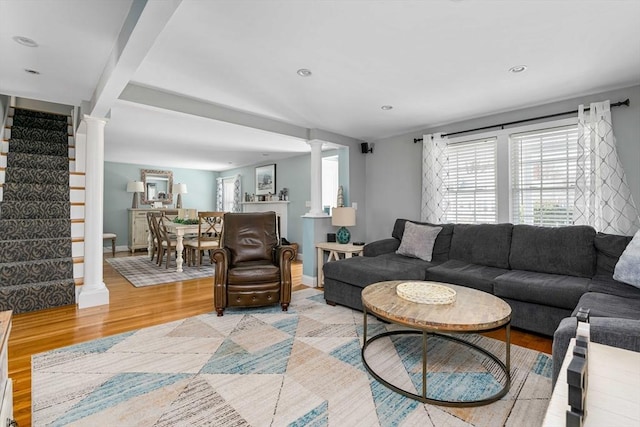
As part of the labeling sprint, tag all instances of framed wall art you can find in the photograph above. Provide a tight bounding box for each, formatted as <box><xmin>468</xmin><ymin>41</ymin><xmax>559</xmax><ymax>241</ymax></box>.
<box><xmin>255</xmin><ymin>164</ymin><xmax>276</xmax><ymax>196</ymax></box>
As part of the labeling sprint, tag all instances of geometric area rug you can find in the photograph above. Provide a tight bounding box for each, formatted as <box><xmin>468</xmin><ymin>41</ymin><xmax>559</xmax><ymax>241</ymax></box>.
<box><xmin>106</xmin><ymin>255</ymin><xmax>214</xmax><ymax>287</ymax></box>
<box><xmin>32</xmin><ymin>289</ymin><xmax>552</xmax><ymax>426</ymax></box>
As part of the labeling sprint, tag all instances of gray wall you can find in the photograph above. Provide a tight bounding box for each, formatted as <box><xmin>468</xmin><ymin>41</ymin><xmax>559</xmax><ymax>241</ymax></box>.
<box><xmin>366</xmin><ymin>84</ymin><xmax>640</xmax><ymax>242</ymax></box>
<box><xmin>104</xmin><ymin>161</ymin><xmax>217</xmax><ymax>247</ymax></box>
<box><xmin>221</xmin><ymin>139</ymin><xmax>369</xmax><ymax>253</ymax></box>
<box><xmin>221</xmin><ymin>155</ymin><xmax>310</xmax><ymax>249</ymax></box>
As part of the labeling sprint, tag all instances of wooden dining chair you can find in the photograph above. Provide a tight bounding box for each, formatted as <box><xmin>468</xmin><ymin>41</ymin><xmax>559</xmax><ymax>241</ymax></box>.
<box><xmin>146</xmin><ymin>212</ymin><xmax>162</xmax><ymax>262</ymax></box>
<box><xmin>155</xmin><ymin>215</ymin><xmax>181</xmax><ymax>269</ymax></box>
<box><xmin>184</xmin><ymin>211</ymin><xmax>224</xmax><ymax>266</ymax></box>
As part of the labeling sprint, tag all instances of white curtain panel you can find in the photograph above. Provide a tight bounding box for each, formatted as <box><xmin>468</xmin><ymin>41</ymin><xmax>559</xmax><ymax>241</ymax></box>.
<box><xmin>574</xmin><ymin>101</ymin><xmax>640</xmax><ymax>235</ymax></box>
<box><xmin>421</xmin><ymin>133</ymin><xmax>448</xmax><ymax>223</ymax></box>
<box><xmin>216</xmin><ymin>177</ymin><xmax>223</xmax><ymax>211</ymax></box>
<box><xmin>232</xmin><ymin>174</ymin><xmax>242</xmax><ymax>212</ymax></box>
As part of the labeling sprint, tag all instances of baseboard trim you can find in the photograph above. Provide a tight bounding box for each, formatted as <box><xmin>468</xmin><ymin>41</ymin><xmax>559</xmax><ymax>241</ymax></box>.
<box><xmin>301</xmin><ymin>274</ymin><xmax>318</xmax><ymax>287</ymax></box>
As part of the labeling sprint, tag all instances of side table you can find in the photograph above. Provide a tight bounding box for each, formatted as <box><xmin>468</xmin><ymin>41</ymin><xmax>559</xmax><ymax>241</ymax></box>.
<box><xmin>542</xmin><ymin>338</ymin><xmax>640</xmax><ymax>426</ymax></box>
<box><xmin>316</xmin><ymin>242</ymin><xmax>363</xmax><ymax>287</ymax></box>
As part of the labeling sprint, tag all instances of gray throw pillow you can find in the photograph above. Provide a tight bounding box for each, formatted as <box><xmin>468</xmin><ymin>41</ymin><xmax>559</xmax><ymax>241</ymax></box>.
<box><xmin>396</xmin><ymin>222</ymin><xmax>442</xmax><ymax>262</ymax></box>
<box><xmin>613</xmin><ymin>230</ymin><xmax>640</xmax><ymax>288</ymax></box>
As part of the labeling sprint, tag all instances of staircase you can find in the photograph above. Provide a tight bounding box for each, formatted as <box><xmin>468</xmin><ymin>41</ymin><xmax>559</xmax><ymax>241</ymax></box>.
<box><xmin>0</xmin><ymin>108</ymin><xmax>76</xmax><ymax>313</ymax></box>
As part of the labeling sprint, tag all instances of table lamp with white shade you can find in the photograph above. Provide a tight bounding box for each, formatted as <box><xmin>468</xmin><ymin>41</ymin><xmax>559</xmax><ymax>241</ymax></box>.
<box><xmin>332</xmin><ymin>207</ymin><xmax>356</xmax><ymax>244</ymax></box>
<box><xmin>172</xmin><ymin>183</ymin><xmax>188</xmax><ymax>209</ymax></box>
<box><xmin>126</xmin><ymin>181</ymin><xmax>144</xmax><ymax>209</ymax></box>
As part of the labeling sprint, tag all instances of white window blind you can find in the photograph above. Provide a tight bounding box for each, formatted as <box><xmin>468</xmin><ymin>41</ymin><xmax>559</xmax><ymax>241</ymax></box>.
<box><xmin>511</xmin><ymin>125</ymin><xmax>579</xmax><ymax>226</ymax></box>
<box><xmin>443</xmin><ymin>137</ymin><xmax>497</xmax><ymax>223</ymax></box>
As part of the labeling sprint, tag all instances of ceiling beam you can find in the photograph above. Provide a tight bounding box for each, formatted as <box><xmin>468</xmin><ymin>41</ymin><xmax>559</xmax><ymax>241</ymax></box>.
<box><xmin>119</xmin><ymin>83</ymin><xmax>312</xmax><ymax>141</ymax></box>
<box><xmin>89</xmin><ymin>0</ymin><xmax>183</xmax><ymax>117</ymax></box>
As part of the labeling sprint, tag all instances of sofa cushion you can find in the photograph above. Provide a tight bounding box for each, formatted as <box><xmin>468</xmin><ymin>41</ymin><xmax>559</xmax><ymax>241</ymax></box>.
<box><xmin>426</xmin><ymin>259</ymin><xmax>507</xmax><ymax>294</ymax></box>
<box><xmin>594</xmin><ymin>232</ymin><xmax>633</xmax><ymax>275</ymax></box>
<box><xmin>448</xmin><ymin>223</ymin><xmax>513</xmax><ymax>269</ymax></box>
<box><xmin>588</xmin><ymin>274</ymin><xmax>640</xmax><ymax>300</ymax></box>
<box><xmin>613</xmin><ymin>230</ymin><xmax>640</xmax><ymax>288</ymax></box>
<box><xmin>396</xmin><ymin>222</ymin><xmax>442</xmax><ymax>261</ymax></box>
<box><xmin>322</xmin><ymin>255</ymin><xmax>428</xmax><ymax>289</ymax></box>
<box><xmin>509</xmin><ymin>224</ymin><xmax>596</xmax><ymax>278</ymax></box>
<box><xmin>573</xmin><ymin>292</ymin><xmax>640</xmax><ymax>320</ymax></box>
<box><xmin>494</xmin><ymin>270</ymin><xmax>589</xmax><ymax>310</ymax></box>
<box><xmin>392</xmin><ymin>219</ymin><xmax>453</xmax><ymax>262</ymax></box>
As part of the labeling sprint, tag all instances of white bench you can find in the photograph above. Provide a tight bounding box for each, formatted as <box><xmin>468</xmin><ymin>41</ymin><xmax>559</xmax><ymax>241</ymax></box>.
<box><xmin>103</xmin><ymin>233</ymin><xmax>117</xmax><ymax>257</ymax></box>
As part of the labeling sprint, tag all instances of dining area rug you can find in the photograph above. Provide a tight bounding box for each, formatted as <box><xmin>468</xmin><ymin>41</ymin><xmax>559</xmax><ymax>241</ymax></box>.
<box><xmin>32</xmin><ymin>288</ymin><xmax>552</xmax><ymax>426</ymax></box>
<box><xmin>106</xmin><ymin>255</ymin><xmax>213</xmax><ymax>287</ymax></box>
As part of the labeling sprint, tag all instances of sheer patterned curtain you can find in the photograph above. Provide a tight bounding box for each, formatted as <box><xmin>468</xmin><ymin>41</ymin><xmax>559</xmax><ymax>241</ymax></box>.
<box><xmin>232</xmin><ymin>174</ymin><xmax>242</xmax><ymax>212</ymax></box>
<box><xmin>421</xmin><ymin>133</ymin><xmax>448</xmax><ymax>223</ymax></box>
<box><xmin>216</xmin><ymin>177</ymin><xmax>223</xmax><ymax>211</ymax></box>
<box><xmin>217</xmin><ymin>175</ymin><xmax>242</xmax><ymax>212</ymax></box>
<box><xmin>573</xmin><ymin>101</ymin><xmax>640</xmax><ymax>235</ymax></box>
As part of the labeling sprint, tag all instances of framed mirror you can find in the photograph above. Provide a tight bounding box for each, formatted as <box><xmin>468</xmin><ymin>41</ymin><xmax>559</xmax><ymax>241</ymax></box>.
<box><xmin>141</xmin><ymin>169</ymin><xmax>173</xmax><ymax>205</ymax></box>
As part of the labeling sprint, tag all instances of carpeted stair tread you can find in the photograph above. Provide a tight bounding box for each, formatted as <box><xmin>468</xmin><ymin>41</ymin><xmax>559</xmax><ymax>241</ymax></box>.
<box><xmin>1</xmin><ymin>108</ymin><xmax>75</xmax><ymax>314</ymax></box>
<box><xmin>7</xmin><ymin>152</ymin><xmax>68</xmax><ymax>170</ymax></box>
<box><xmin>12</xmin><ymin>108</ymin><xmax>68</xmax><ymax>122</ymax></box>
<box><xmin>0</xmin><ymin>238</ymin><xmax>72</xmax><ymax>263</ymax></box>
<box><xmin>8</xmin><ymin>138</ymin><xmax>68</xmax><ymax>156</ymax></box>
<box><xmin>0</xmin><ymin>258</ymin><xmax>74</xmax><ymax>287</ymax></box>
<box><xmin>0</xmin><ymin>201</ymin><xmax>70</xmax><ymax>219</ymax></box>
<box><xmin>0</xmin><ymin>218</ymin><xmax>71</xmax><ymax>240</ymax></box>
<box><xmin>0</xmin><ymin>279</ymin><xmax>75</xmax><ymax>314</ymax></box>
<box><xmin>9</xmin><ymin>126</ymin><xmax>68</xmax><ymax>144</ymax></box>
<box><xmin>12</xmin><ymin>115</ymin><xmax>68</xmax><ymax>132</ymax></box>
<box><xmin>2</xmin><ymin>182</ymin><xmax>70</xmax><ymax>202</ymax></box>
<box><xmin>4</xmin><ymin>167</ymin><xmax>69</xmax><ymax>185</ymax></box>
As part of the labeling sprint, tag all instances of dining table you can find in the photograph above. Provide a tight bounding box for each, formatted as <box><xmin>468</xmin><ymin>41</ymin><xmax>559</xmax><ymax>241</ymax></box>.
<box><xmin>147</xmin><ymin>221</ymin><xmax>201</xmax><ymax>272</ymax></box>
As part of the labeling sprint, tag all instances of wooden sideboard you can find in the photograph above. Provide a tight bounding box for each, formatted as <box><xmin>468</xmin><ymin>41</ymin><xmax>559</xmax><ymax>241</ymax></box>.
<box><xmin>127</xmin><ymin>208</ymin><xmax>178</xmax><ymax>253</ymax></box>
<box><xmin>0</xmin><ymin>311</ymin><xmax>14</xmax><ymax>426</ymax></box>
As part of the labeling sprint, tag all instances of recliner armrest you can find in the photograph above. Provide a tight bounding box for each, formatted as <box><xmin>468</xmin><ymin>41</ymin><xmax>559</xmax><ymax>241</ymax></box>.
<box><xmin>275</xmin><ymin>245</ymin><xmax>296</xmax><ymax>267</ymax></box>
<box><xmin>363</xmin><ymin>238</ymin><xmax>400</xmax><ymax>257</ymax></box>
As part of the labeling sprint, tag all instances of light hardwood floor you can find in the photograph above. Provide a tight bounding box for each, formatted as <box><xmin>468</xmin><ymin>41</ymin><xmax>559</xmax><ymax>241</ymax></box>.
<box><xmin>8</xmin><ymin>252</ymin><xmax>552</xmax><ymax>427</ymax></box>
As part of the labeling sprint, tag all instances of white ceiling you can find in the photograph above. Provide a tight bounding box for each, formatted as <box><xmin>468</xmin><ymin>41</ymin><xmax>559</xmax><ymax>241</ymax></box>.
<box><xmin>2</xmin><ymin>0</ymin><xmax>639</xmax><ymax>171</ymax></box>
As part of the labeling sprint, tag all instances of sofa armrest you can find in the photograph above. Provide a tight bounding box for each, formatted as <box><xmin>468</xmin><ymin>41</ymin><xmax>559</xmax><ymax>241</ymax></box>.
<box><xmin>363</xmin><ymin>238</ymin><xmax>400</xmax><ymax>257</ymax></box>
<box><xmin>552</xmin><ymin>316</ymin><xmax>640</xmax><ymax>386</ymax></box>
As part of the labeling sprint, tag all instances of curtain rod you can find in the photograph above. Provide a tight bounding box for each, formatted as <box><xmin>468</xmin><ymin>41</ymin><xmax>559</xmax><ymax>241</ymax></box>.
<box><xmin>413</xmin><ymin>98</ymin><xmax>630</xmax><ymax>143</ymax></box>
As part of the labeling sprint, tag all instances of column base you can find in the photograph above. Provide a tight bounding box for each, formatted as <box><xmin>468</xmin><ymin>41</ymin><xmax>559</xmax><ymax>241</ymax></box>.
<box><xmin>77</xmin><ymin>284</ymin><xmax>110</xmax><ymax>309</ymax></box>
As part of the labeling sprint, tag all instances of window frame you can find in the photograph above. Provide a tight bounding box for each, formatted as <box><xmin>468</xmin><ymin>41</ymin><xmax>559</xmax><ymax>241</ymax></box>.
<box><xmin>221</xmin><ymin>176</ymin><xmax>236</xmax><ymax>212</ymax></box>
<box><xmin>442</xmin><ymin>117</ymin><xmax>577</xmax><ymax>224</ymax></box>
<box><xmin>440</xmin><ymin>135</ymin><xmax>499</xmax><ymax>224</ymax></box>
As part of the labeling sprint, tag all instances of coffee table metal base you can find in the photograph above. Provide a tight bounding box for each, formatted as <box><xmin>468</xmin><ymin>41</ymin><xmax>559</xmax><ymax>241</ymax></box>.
<box><xmin>361</xmin><ymin>309</ymin><xmax>511</xmax><ymax>407</ymax></box>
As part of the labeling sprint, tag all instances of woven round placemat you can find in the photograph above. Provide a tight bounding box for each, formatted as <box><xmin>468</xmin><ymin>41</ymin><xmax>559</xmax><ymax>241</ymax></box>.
<box><xmin>396</xmin><ymin>281</ymin><xmax>456</xmax><ymax>305</ymax></box>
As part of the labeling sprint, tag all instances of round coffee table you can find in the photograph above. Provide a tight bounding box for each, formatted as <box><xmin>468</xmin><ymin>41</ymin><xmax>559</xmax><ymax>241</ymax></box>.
<box><xmin>361</xmin><ymin>280</ymin><xmax>512</xmax><ymax>407</ymax></box>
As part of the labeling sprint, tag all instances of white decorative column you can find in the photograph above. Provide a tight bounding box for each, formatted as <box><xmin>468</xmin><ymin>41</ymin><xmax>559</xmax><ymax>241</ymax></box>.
<box><xmin>78</xmin><ymin>115</ymin><xmax>110</xmax><ymax>308</ymax></box>
<box><xmin>307</xmin><ymin>139</ymin><xmax>326</xmax><ymax>217</ymax></box>
<box><xmin>301</xmin><ymin>139</ymin><xmax>331</xmax><ymax>286</ymax></box>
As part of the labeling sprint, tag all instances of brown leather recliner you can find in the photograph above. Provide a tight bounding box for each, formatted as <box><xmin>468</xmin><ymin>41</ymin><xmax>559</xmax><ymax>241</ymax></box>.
<box><xmin>212</xmin><ymin>211</ymin><xmax>296</xmax><ymax>316</ymax></box>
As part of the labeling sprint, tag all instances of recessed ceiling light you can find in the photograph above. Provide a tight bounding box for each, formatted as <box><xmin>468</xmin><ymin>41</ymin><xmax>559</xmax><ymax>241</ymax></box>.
<box><xmin>509</xmin><ymin>65</ymin><xmax>527</xmax><ymax>73</ymax></box>
<box><xmin>24</xmin><ymin>69</ymin><xmax>40</xmax><ymax>75</ymax></box>
<box><xmin>13</xmin><ymin>36</ymin><xmax>38</xmax><ymax>47</ymax></box>
<box><xmin>381</xmin><ymin>105</ymin><xmax>393</xmax><ymax>110</ymax></box>
<box><xmin>297</xmin><ymin>68</ymin><xmax>312</xmax><ymax>77</ymax></box>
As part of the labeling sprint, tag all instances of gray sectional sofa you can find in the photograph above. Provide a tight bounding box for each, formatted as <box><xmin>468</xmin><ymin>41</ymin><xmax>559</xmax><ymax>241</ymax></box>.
<box><xmin>322</xmin><ymin>219</ymin><xmax>640</xmax><ymax>384</ymax></box>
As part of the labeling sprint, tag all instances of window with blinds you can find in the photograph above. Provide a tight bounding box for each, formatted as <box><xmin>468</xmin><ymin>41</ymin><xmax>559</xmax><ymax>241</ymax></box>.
<box><xmin>511</xmin><ymin>125</ymin><xmax>579</xmax><ymax>226</ymax></box>
<box><xmin>443</xmin><ymin>137</ymin><xmax>497</xmax><ymax>223</ymax></box>
<box><xmin>222</xmin><ymin>177</ymin><xmax>235</xmax><ymax>212</ymax></box>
